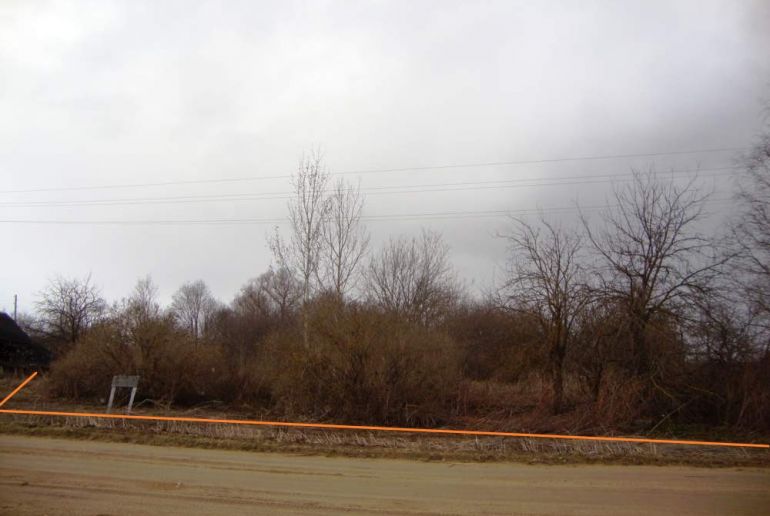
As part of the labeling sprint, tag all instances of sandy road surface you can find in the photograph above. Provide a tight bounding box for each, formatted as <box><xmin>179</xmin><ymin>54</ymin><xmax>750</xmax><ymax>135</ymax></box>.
<box><xmin>0</xmin><ymin>435</ymin><xmax>768</xmax><ymax>515</ymax></box>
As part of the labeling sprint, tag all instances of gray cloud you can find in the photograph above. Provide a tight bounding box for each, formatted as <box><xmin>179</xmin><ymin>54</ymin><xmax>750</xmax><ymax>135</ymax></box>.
<box><xmin>1</xmin><ymin>0</ymin><xmax>768</xmax><ymax>312</ymax></box>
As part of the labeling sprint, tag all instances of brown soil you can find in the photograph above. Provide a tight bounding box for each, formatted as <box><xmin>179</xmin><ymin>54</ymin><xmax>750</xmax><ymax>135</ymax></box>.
<box><xmin>1</xmin><ymin>435</ymin><xmax>769</xmax><ymax>515</ymax></box>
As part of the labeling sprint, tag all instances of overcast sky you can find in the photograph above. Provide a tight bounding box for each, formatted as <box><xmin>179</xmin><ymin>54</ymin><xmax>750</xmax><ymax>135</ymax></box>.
<box><xmin>1</xmin><ymin>0</ymin><xmax>769</xmax><ymax>314</ymax></box>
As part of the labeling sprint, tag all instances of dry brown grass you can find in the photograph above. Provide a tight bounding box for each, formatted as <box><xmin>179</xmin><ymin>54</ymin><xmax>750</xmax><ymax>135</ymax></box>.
<box><xmin>1</xmin><ymin>373</ymin><xmax>768</xmax><ymax>467</ymax></box>
<box><xmin>1</xmin><ymin>414</ymin><xmax>767</xmax><ymax>468</ymax></box>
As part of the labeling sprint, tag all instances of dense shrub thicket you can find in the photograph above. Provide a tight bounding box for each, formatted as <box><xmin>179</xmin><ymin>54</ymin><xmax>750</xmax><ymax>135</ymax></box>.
<box><xmin>48</xmin><ymin>316</ymin><xmax>231</xmax><ymax>405</ymax></box>
<box><xmin>47</xmin><ymin>297</ymin><xmax>462</xmax><ymax>426</ymax></box>
<box><xmin>42</xmin><ymin>291</ymin><xmax>770</xmax><ymax>433</ymax></box>
<box><xmin>29</xmin><ymin>139</ymin><xmax>770</xmax><ymax>434</ymax></box>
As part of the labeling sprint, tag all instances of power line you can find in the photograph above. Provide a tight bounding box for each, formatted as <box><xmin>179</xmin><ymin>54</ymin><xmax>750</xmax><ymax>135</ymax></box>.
<box><xmin>0</xmin><ymin>166</ymin><xmax>739</xmax><ymax>209</ymax></box>
<box><xmin>0</xmin><ymin>198</ymin><xmax>732</xmax><ymax>226</ymax></box>
<box><xmin>340</xmin><ymin>147</ymin><xmax>745</xmax><ymax>173</ymax></box>
<box><xmin>0</xmin><ymin>146</ymin><xmax>747</xmax><ymax>195</ymax></box>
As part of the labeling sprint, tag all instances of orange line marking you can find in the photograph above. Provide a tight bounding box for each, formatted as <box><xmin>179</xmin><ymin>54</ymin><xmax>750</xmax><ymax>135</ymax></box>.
<box><xmin>0</xmin><ymin>372</ymin><xmax>767</xmax><ymax>449</ymax></box>
<box><xmin>0</xmin><ymin>372</ymin><xmax>38</xmax><ymax>407</ymax></box>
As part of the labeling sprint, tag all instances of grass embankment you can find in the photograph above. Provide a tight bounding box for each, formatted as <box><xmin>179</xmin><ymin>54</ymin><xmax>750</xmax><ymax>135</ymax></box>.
<box><xmin>1</xmin><ymin>375</ymin><xmax>768</xmax><ymax>467</ymax></box>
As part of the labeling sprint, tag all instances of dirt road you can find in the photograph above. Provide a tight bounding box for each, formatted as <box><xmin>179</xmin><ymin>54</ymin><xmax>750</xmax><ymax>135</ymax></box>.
<box><xmin>0</xmin><ymin>435</ymin><xmax>768</xmax><ymax>515</ymax></box>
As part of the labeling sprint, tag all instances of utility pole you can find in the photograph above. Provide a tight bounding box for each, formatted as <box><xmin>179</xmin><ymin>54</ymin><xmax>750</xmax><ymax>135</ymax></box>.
<box><xmin>13</xmin><ymin>294</ymin><xmax>17</xmax><ymax>321</ymax></box>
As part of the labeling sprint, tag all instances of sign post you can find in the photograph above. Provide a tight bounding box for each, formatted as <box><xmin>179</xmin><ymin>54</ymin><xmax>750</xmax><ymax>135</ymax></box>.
<box><xmin>107</xmin><ymin>375</ymin><xmax>140</xmax><ymax>414</ymax></box>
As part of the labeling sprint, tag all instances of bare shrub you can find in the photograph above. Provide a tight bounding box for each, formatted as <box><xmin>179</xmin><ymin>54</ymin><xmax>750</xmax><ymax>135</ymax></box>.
<box><xmin>366</xmin><ymin>229</ymin><xmax>459</xmax><ymax>325</ymax></box>
<box><xmin>447</xmin><ymin>301</ymin><xmax>542</xmax><ymax>382</ymax></box>
<box><xmin>588</xmin><ymin>370</ymin><xmax>647</xmax><ymax>431</ymax></box>
<box><xmin>266</xmin><ymin>297</ymin><xmax>461</xmax><ymax>425</ymax></box>
<box><xmin>209</xmin><ymin>269</ymin><xmax>300</xmax><ymax>364</ymax></box>
<box><xmin>47</xmin><ymin>315</ymin><xmax>231</xmax><ymax>405</ymax></box>
<box><xmin>47</xmin><ymin>323</ymin><xmax>131</xmax><ymax>399</ymax></box>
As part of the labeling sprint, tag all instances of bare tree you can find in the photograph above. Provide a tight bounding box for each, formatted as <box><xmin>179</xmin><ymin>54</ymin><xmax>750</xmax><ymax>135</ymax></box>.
<box><xmin>733</xmin><ymin>132</ymin><xmax>770</xmax><ymax>322</ymax></box>
<box><xmin>214</xmin><ymin>268</ymin><xmax>303</xmax><ymax>364</ymax></box>
<box><xmin>318</xmin><ymin>178</ymin><xmax>369</xmax><ymax>298</ymax></box>
<box><xmin>690</xmin><ymin>292</ymin><xmax>759</xmax><ymax>364</ymax></box>
<box><xmin>128</xmin><ymin>275</ymin><xmax>161</xmax><ymax>324</ymax></box>
<box><xmin>107</xmin><ymin>276</ymin><xmax>163</xmax><ymax>341</ymax></box>
<box><xmin>502</xmin><ymin>217</ymin><xmax>586</xmax><ymax>413</ymax></box>
<box><xmin>366</xmin><ymin>230</ymin><xmax>458</xmax><ymax>325</ymax></box>
<box><xmin>270</xmin><ymin>151</ymin><xmax>330</xmax><ymax>347</ymax></box>
<box><xmin>170</xmin><ymin>280</ymin><xmax>218</xmax><ymax>341</ymax></box>
<box><xmin>35</xmin><ymin>273</ymin><xmax>106</xmax><ymax>346</ymax></box>
<box><xmin>583</xmin><ymin>170</ymin><xmax>719</xmax><ymax>377</ymax></box>
<box><xmin>235</xmin><ymin>267</ymin><xmax>302</xmax><ymax>322</ymax></box>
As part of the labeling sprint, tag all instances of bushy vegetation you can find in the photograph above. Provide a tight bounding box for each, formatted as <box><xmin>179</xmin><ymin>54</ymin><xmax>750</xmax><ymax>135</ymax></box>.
<box><xmin>24</xmin><ymin>140</ymin><xmax>770</xmax><ymax>435</ymax></box>
<box><xmin>48</xmin><ymin>314</ymin><xmax>231</xmax><ymax>405</ymax></box>
<box><xmin>41</xmin><ymin>287</ymin><xmax>770</xmax><ymax>433</ymax></box>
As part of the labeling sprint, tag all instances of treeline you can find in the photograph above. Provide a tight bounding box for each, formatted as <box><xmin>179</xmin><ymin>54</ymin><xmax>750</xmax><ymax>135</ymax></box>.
<box><xmin>20</xmin><ymin>143</ymin><xmax>770</xmax><ymax>434</ymax></box>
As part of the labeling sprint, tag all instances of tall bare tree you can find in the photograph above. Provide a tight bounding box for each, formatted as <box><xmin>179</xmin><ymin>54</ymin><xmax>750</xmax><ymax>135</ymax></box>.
<box><xmin>270</xmin><ymin>151</ymin><xmax>331</xmax><ymax>347</ymax></box>
<box><xmin>502</xmin><ymin>217</ymin><xmax>586</xmax><ymax>413</ymax></box>
<box><xmin>170</xmin><ymin>280</ymin><xmax>218</xmax><ymax>341</ymax></box>
<box><xmin>318</xmin><ymin>178</ymin><xmax>369</xmax><ymax>298</ymax></box>
<box><xmin>734</xmin><ymin>132</ymin><xmax>770</xmax><ymax>323</ymax></box>
<box><xmin>583</xmin><ymin>170</ymin><xmax>719</xmax><ymax>377</ymax></box>
<box><xmin>35</xmin><ymin>273</ymin><xmax>106</xmax><ymax>346</ymax></box>
<box><xmin>366</xmin><ymin>230</ymin><xmax>458</xmax><ymax>325</ymax></box>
